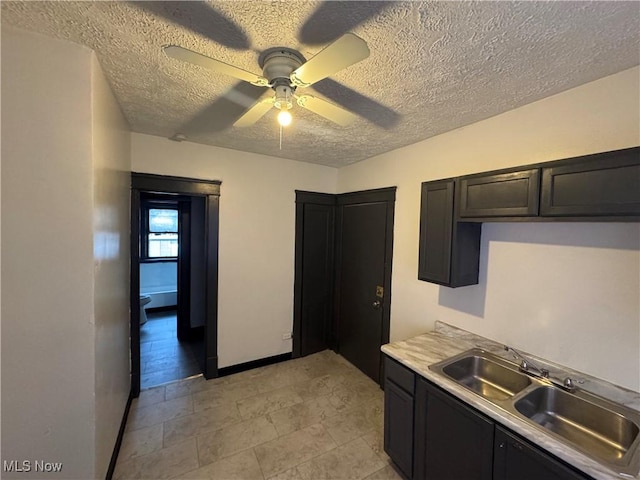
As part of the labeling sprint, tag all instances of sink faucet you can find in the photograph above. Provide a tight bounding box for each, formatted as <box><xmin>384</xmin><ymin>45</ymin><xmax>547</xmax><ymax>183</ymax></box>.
<box><xmin>504</xmin><ymin>345</ymin><xmax>549</xmax><ymax>377</ymax></box>
<box><xmin>504</xmin><ymin>345</ymin><xmax>579</xmax><ymax>392</ymax></box>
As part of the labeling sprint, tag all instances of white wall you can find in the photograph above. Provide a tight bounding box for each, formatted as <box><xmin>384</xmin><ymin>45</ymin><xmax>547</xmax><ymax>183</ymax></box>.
<box><xmin>1</xmin><ymin>26</ymin><xmax>132</xmax><ymax>478</ymax></box>
<box><xmin>91</xmin><ymin>54</ymin><xmax>132</xmax><ymax>478</ymax></box>
<box><xmin>131</xmin><ymin>136</ymin><xmax>337</xmax><ymax>367</ymax></box>
<box><xmin>1</xmin><ymin>27</ymin><xmax>96</xmax><ymax>478</ymax></box>
<box><xmin>140</xmin><ymin>262</ymin><xmax>178</xmax><ymax>308</ymax></box>
<box><xmin>337</xmin><ymin>67</ymin><xmax>640</xmax><ymax>391</ymax></box>
<box><xmin>140</xmin><ymin>262</ymin><xmax>177</xmax><ymax>293</ymax></box>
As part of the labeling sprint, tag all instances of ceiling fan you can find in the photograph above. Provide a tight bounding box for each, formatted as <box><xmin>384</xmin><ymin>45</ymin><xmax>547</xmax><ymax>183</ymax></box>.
<box><xmin>164</xmin><ymin>33</ymin><xmax>370</xmax><ymax>128</ymax></box>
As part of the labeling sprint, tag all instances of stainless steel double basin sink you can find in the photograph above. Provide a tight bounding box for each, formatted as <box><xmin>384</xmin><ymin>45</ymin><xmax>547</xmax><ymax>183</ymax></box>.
<box><xmin>429</xmin><ymin>348</ymin><xmax>640</xmax><ymax>477</ymax></box>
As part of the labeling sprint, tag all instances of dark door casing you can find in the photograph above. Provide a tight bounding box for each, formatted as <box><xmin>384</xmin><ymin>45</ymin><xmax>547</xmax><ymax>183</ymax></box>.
<box><xmin>130</xmin><ymin>173</ymin><xmax>220</xmax><ymax>397</ymax></box>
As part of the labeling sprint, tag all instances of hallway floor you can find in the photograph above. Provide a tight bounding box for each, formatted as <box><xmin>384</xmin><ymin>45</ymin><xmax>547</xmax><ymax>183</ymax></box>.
<box><xmin>115</xmin><ymin>350</ymin><xmax>403</xmax><ymax>480</ymax></box>
<box><xmin>141</xmin><ymin>310</ymin><xmax>201</xmax><ymax>389</ymax></box>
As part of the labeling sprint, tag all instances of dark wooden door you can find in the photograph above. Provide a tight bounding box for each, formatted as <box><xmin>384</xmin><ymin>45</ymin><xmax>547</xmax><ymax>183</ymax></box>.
<box><xmin>336</xmin><ymin>188</ymin><xmax>395</xmax><ymax>383</ymax></box>
<box><xmin>293</xmin><ymin>192</ymin><xmax>335</xmax><ymax>358</ymax></box>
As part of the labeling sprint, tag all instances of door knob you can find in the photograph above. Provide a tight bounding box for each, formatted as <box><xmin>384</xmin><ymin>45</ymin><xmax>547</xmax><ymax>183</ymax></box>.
<box><xmin>372</xmin><ymin>300</ymin><xmax>381</xmax><ymax>309</ymax></box>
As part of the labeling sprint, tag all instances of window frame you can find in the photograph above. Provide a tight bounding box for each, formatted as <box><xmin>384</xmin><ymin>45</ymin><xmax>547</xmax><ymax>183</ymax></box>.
<box><xmin>141</xmin><ymin>199</ymin><xmax>179</xmax><ymax>262</ymax></box>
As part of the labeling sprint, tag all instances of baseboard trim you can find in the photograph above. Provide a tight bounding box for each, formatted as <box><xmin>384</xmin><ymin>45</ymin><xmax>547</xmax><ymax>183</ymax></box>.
<box><xmin>218</xmin><ymin>352</ymin><xmax>292</xmax><ymax>377</ymax></box>
<box><xmin>105</xmin><ymin>390</ymin><xmax>134</xmax><ymax>480</ymax></box>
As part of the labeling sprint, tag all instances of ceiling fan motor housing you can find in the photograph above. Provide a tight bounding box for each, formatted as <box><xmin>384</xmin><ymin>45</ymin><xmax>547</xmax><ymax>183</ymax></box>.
<box><xmin>261</xmin><ymin>48</ymin><xmax>304</xmax><ymax>82</ymax></box>
<box><xmin>260</xmin><ymin>48</ymin><xmax>305</xmax><ymax>110</ymax></box>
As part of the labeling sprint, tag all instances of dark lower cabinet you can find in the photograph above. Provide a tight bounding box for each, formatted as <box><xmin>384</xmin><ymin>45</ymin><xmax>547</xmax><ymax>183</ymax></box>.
<box><xmin>383</xmin><ymin>356</ymin><xmax>415</xmax><ymax>479</ymax></box>
<box><xmin>384</xmin><ymin>359</ymin><xmax>592</xmax><ymax>480</ymax></box>
<box><xmin>494</xmin><ymin>426</ymin><xmax>590</xmax><ymax>480</ymax></box>
<box><xmin>384</xmin><ymin>380</ymin><xmax>414</xmax><ymax>478</ymax></box>
<box><xmin>416</xmin><ymin>378</ymin><xmax>494</xmax><ymax>480</ymax></box>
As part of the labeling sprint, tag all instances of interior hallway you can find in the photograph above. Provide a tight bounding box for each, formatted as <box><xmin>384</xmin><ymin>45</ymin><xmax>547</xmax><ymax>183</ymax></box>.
<box><xmin>115</xmin><ymin>350</ymin><xmax>402</xmax><ymax>479</ymax></box>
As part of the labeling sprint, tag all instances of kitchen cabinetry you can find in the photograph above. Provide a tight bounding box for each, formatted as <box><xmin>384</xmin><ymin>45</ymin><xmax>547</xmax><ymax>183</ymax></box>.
<box><xmin>418</xmin><ymin>146</ymin><xmax>639</xmax><ymax>287</ymax></box>
<box><xmin>384</xmin><ymin>355</ymin><xmax>592</xmax><ymax>480</ymax></box>
<box><xmin>383</xmin><ymin>356</ymin><xmax>415</xmax><ymax>479</ymax></box>
<box><xmin>458</xmin><ymin>169</ymin><xmax>540</xmax><ymax>218</ymax></box>
<box><xmin>415</xmin><ymin>378</ymin><xmax>494</xmax><ymax>480</ymax></box>
<box><xmin>540</xmin><ymin>148</ymin><xmax>640</xmax><ymax>217</ymax></box>
<box><xmin>494</xmin><ymin>426</ymin><xmax>589</xmax><ymax>480</ymax></box>
<box><xmin>418</xmin><ymin>180</ymin><xmax>481</xmax><ymax>287</ymax></box>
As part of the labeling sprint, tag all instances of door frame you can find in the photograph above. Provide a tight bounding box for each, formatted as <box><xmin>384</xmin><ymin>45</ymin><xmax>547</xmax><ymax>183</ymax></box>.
<box><xmin>333</xmin><ymin>187</ymin><xmax>396</xmax><ymax>382</ymax></box>
<box><xmin>130</xmin><ymin>173</ymin><xmax>221</xmax><ymax>397</ymax></box>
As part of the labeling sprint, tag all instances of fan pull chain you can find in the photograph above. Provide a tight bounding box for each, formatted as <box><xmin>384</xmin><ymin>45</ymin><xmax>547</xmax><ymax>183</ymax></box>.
<box><xmin>279</xmin><ymin>124</ymin><xmax>283</xmax><ymax>150</ymax></box>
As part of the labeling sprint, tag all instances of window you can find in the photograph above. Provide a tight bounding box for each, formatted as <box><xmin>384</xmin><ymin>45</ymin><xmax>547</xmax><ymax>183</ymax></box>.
<box><xmin>143</xmin><ymin>206</ymin><xmax>178</xmax><ymax>260</ymax></box>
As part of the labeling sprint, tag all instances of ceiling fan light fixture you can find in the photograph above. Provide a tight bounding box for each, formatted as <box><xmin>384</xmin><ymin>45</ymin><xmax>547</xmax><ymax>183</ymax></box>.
<box><xmin>273</xmin><ymin>84</ymin><xmax>293</xmax><ymax>110</ymax></box>
<box><xmin>277</xmin><ymin>109</ymin><xmax>292</xmax><ymax>127</ymax></box>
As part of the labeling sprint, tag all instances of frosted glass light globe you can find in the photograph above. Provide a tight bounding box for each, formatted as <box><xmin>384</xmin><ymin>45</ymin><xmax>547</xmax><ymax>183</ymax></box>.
<box><xmin>277</xmin><ymin>109</ymin><xmax>292</xmax><ymax>127</ymax></box>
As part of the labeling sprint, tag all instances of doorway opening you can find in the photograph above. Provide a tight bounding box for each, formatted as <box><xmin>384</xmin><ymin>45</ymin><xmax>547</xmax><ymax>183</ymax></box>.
<box><xmin>130</xmin><ymin>173</ymin><xmax>221</xmax><ymax>397</ymax></box>
<box><xmin>138</xmin><ymin>194</ymin><xmax>199</xmax><ymax>388</ymax></box>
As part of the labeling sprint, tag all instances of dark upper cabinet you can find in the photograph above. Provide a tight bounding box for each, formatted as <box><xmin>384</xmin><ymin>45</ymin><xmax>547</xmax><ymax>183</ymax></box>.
<box><xmin>459</xmin><ymin>169</ymin><xmax>540</xmax><ymax>218</ymax></box>
<box><xmin>494</xmin><ymin>426</ymin><xmax>590</xmax><ymax>480</ymax></box>
<box><xmin>418</xmin><ymin>147</ymin><xmax>639</xmax><ymax>288</ymax></box>
<box><xmin>383</xmin><ymin>356</ymin><xmax>415</xmax><ymax>479</ymax></box>
<box><xmin>540</xmin><ymin>147</ymin><xmax>640</xmax><ymax>217</ymax></box>
<box><xmin>418</xmin><ymin>180</ymin><xmax>481</xmax><ymax>287</ymax></box>
<box><xmin>415</xmin><ymin>379</ymin><xmax>494</xmax><ymax>480</ymax></box>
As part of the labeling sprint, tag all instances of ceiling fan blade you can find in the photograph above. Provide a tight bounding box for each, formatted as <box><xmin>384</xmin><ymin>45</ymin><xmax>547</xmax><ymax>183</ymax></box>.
<box><xmin>295</xmin><ymin>95</ymin><xmax>357</xmax><ymax>127</ymax></box>
<box><xmin>290</xmin><ymin>33</ymin><xmax>369</xmax><ymax>88</ymax></box>
<box><xmin>131</xmin><ymin>1</ymin><xmax>250</xmax><ymax>50</ymax></box>
<box><xmin>234</xmin><ymin>98</ymin><xmax>275</xmax><ymax>127</ymax></box>
<box><xmin>312</xmin><ymin>79</ymin><xmax>401</xmax><ymax>129</ymax></box>
<box><xmin>299</xmin><ymin>1</ymin><xmax>393</xmax><ymax>45</ymax></box>
<box><xmin>178</xmin><ymin>82</ymin><xmax>268</xmax><ymax>134</ymax></box>
<box><xmin>164</xmin><ymin>46</ymin><xmax>269</xmax><ymax>86</ymax></box>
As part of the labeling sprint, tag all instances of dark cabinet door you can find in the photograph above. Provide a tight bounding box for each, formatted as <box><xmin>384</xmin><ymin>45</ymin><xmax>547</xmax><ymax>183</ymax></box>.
<box><xmin>418</xmin><ymin>180</ymin><xmax>454</xmax><ymax>285</ymax></box>
<box><xmin>418</xmin><ymin>180</ymin><xmax>481</xmax><ymax>287</ymax></box>
<box><xmin>459</xmin><ymin>169</ymin><xmax>540</xmax><ymax>218</ymax></box>
<box><xmin>384</xmin><ymin>379</ymin><xmax>414</xmax><ymax>479</ymax></box>
<box><xmin>384</xmin><ymin>356</ymin><xmax>415</xmax><ymax>478</ymax></box>
<box><xmin>540</xmin><ymin>147</ymin><xmax>640</xmax><ymax>217</ymax></box>
<box><xmin>494</xmin><ymin>426</ymin><xmax>590</xmax><ymax>480</ymax></box>
<box><xmin>417</xmin><ymin>380</ymin><xmax>494</xmax><ymax>480</ymax></box>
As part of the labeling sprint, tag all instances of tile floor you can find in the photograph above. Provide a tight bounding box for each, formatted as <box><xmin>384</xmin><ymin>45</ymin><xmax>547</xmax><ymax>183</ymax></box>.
<box><xmin>141</xmin><ymin>310</ymin><xmax>201</xmax><ymax>389</ymax></box>
<box><xmin>115</xmin><ymin>350</ymin><xmax>404</xmax><ymax>480</ymax></box>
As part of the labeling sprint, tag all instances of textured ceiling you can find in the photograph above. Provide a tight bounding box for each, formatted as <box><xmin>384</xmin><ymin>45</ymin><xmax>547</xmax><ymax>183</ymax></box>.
<box><xmin>2</xmin><ymin>1</ymin><xmax>639</xmax><ymax>167</ymax></box>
